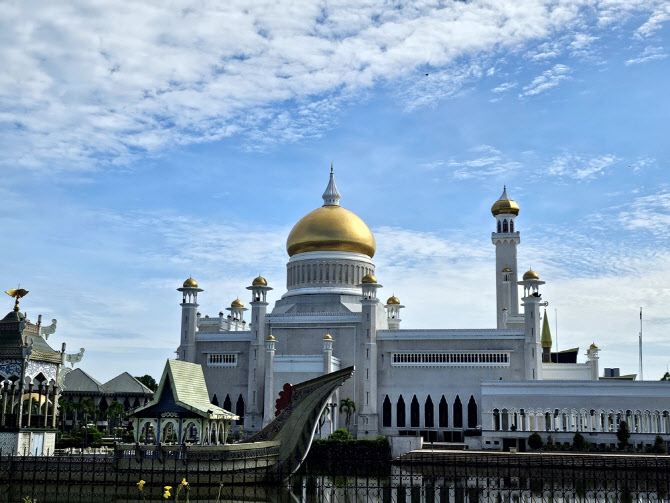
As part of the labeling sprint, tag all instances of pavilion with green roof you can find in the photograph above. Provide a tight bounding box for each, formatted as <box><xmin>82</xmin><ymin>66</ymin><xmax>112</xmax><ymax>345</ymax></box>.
<box><xmin>129</xmin><ymin>359</ymin><xmax>238</xmax><ymax>445</ymax></box>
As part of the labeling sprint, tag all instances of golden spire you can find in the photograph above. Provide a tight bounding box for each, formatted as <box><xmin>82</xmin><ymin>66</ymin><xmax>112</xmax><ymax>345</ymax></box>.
<box><xmin>5</xmin><ymin>288</ymin><xmax>28</xmax><ymax>312</ymax></box>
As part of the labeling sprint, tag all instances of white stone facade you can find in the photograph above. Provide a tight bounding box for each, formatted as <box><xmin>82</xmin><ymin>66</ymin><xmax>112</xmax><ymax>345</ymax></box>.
<box><xmin>176</xmin><ymin>176</ymin><xmax>668</xmax><ymax>447</ymax></box>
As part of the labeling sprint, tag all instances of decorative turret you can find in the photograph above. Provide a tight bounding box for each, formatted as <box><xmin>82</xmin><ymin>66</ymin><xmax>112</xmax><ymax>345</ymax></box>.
<box><xmin>227</xmin><ymin>299</ymin><xmax>248</xmax><ymax>329</ymax></box>
<box><xmin>262</xmin><ymin>334</ymin><xmax>277</xmax><ymax>427</ymax></box>
<box><xmin>322</xmin><ymin>164</ymin><xmax>342</xmax><ymax>206</ymax></box>
<box><xmin>358</xmin><ymin>275</ymin><xmax>381</xmax><ymax>437</ymax></box>
<box><xmin>385</xmin><ymin>295</ymin><xmax>404</xmax><ymax>329</ymax></box>
<box><xmin>587</xmin><ymin>342</ymin><xmax>600</xmax><ymax>381</ymax></box>
<box><xmin>177</xmin><ymin>277</ymin><xmax>203</xmax><ymax>362</ymax></box>
<box><xmin>492</xmin><ymin>187</ymin><xmax>521</xmax><ymax>328</ymax></box>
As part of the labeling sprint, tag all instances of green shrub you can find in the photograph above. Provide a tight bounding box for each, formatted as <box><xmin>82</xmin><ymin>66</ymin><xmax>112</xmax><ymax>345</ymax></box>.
<box><xmin>328</xmin><ymin>428</ymin><xmax>354</xmax><ymax>441</ymax></box>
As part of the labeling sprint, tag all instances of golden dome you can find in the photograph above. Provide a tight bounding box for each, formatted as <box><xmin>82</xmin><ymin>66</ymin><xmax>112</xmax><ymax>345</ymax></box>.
<box><xmin>590</xmin><ymin>343</ymin><xmax>598</xmax><ymax>349</ymax></box>
<box><xmin>286</xmin><ymin>206</ymin><xmax>376</xmax><ymax>257</ymax></box>
<box><xmin>267</xmin><ymin>334</ymin><xmax>275</xmax><ymax>341</ymax></box>
<box><xmin>523</xmin><ymin>270</ymin><xmax>540</xmax><ymax>280</ymax></box>
<box><xmin>491</xmin><ymin>186</ymin><xmax>520</xmax><ymax>216</ymax></box>
<box><xmin>183</xmin><ymin>277</ymin><xmax>198</xmax><ymax>288</ymax></box>
<box><xmin>387</xmin><ymin>296</ymin><xmax>400</xmax><ymax>305</ymax></box>
<box><xmin>502</xmin><ymin>267</ymin><xmax>511</xmax><ymax>273</ymax></box>
<box><xmin>252</xmin><ymin>276</ymin><xmax>268</xmax><ymax>286</ymax></box>
<box><xmin>324</xmin><ymin>333</ymin><xmax>333</xmax><ymax>340</ymax></box>
<box><xmin>231</xmin><ymin>299</ymin><xmax>244</xmax><ymax>308</ymax></box>
<box><xmin>361</xmin><ymin>274</ymin><xmax>377</xmax><ymax>284</ymax></box>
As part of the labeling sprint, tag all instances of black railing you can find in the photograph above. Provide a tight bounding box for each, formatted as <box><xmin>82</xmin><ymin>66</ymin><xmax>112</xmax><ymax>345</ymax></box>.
<box><xmin>0</xmin><ymin>447</ymin><xmax>669</xmax><ymax>502</ymax></box>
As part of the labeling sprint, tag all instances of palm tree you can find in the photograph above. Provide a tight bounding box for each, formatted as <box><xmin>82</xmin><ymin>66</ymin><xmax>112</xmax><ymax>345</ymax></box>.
<box><xmin>78</xmin><ymin>397</ymin><xmax>97</xmax><ymax>427</ymax></box>
<box><xmin>58</xmin><ymin>398</ymin><xmax>74</xmax><ymax>430</ymax></box>
<box><xmin>339</xmin><ymin>397</ymin><xmax>356</xmax><ymax>429</ymax></box>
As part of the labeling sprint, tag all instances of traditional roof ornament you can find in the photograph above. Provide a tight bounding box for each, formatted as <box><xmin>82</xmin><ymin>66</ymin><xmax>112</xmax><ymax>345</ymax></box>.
<box><xmin>5</xmin><ymin>288</ymin><xmax>28</xmax><ymax>312</ymax></box>
<box><xmin>322</xmin><ymin>163</ymin><xmax>341</xmax><ymax>206</ymax></box>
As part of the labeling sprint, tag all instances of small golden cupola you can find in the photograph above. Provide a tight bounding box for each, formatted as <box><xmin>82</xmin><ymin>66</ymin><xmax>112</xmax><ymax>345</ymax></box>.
<box><xmin>523</xmin><ymin>270</ymin><xmax>540</xmax><ymax>281</ymax></box>
<box><xmin>252</xmin><ymin>276</ymin><xmax>267</xmax><ymax>286</ymax></box>
<box><xmin>183</xmin><ymin>277</ymin><xmax>198</xmax><ymax>288</ymax></box>
<box><xmin>286</xmin><ymin>167</ymin><xmax>376</xmax><ymax>258</ymax></box>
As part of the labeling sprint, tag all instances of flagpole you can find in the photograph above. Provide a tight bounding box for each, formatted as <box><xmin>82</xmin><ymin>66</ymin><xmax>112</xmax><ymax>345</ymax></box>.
<box><xmin>639</xmin><ymin>307</ymin><xmax>643</xmax><ymax>381</ymax></box>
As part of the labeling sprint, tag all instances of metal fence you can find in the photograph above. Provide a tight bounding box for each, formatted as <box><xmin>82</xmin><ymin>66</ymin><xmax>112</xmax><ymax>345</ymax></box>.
<box><xmin>1</xmin><ymin>448</ymin><xmax>669</xmax><ymax>502</ymax></box>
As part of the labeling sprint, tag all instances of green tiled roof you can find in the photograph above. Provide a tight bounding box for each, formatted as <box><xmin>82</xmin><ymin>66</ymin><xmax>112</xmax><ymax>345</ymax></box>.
<box><xmin>103</xmin><ymin>372</ymin><xmax>152</xmax><ymax>394</ymax></box>
<box><xmin>62</xmin><ymin>368</ymin><xmax>103</xmax><ymax>393</ymax></box>
<box><xmin>132</xmin><ymin>359</ymin><xmax>238</xmax><ymax>420</ymax></box>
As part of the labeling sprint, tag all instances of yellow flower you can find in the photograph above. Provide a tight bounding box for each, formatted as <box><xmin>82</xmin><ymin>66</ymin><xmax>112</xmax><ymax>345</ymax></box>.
<box><xmin>164</xmin><ymin>486</ymin><xmax>172</xmax><ymax>491</ymax></box>
<box><xmin>163</xmin><ymin>489</ymin><xmax>171</xmax><ymax>499</ymax></box>
<box><xmin>137</xmin><ymin>480</ymin><xmax>146</xmax><ymax>491</ymax></box>
<box><xmin>179</xmin><ymin>478</ymin><xmax>188</xmax><ymax>487</ymax></box>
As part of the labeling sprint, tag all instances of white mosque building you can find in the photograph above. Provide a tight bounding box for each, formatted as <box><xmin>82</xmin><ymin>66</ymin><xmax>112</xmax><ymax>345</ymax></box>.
<box><xmin>176</xmin><ymin>169</ymin><xmax>670</xmax><ymax>451</ymax></box>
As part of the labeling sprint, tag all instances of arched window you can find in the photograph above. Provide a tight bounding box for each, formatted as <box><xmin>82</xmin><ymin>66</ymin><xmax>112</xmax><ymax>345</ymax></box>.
<box><xmin>468</xmin><ymin>395</ymin><xmax>477</xmax><ymax>428</ymax></box>
<box><xmin>502</xmin><ymin>219</ymin><xmax>509</xmax><ymax>233</ymax></box>
<box><xmin>510</xmin><ymin>220</ymin><xmax>514</xmax><ymax>232</ymax></box>
<box><xmin>425</xmin><ymin>395</ymin><xmax>434</xmax><ymax>428</ymax></box>
<box><xmin>439</xmin><ymin>396</ymin><xmax>449</xmax><ymax>428</ymax></box>
<box><xmin>493</xmin><ymin>409</ymin><xmax>500</xmax><ymax>431</ymax></box>
<box><xmin>211</xmin><ymin>394</ymin><xmax>219</xmax><ymax>406</ymax></box>
<box><xmin>236</xmin><ymin>394</ymin><xmax>245</xmax><ymax>425</ymax></box>
<box><xmin>497</xmin><ymin>220</ymin><xmax>502</xmax><ymax>233</ymax></box>
<box><xmin>382</xmin><ymin>395</ymin><xmax>392</xmax><ymax>427</ymax></box>
<box><xmin>411</xmin><ymin>395</ymin><xmax>420</xmax><ymax>428</ymax></box>
<box><xmin>453</xmin><ymin>395</ymin><xmax>463</xmax><ymax>428</ymax></box>
<box><xmin>397</xmin><ymin>395</ymin><xmax>406</xmax><ymax>428</ymax></box>
<box><xmin>223</xmin><ymin>394</ymin><xmax>232</xmax><ymax>412</ymax></box>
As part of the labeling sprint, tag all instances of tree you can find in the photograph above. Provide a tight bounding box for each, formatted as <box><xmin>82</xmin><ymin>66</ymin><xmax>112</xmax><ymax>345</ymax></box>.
<box><xmin>528</xmin><ymin>432</ymin><xmax>543</xmax><ymax>450</ymax></box>
<box><xmin>78</xmin><ymin>397</ymin><xmax>98</xmax><ymax>426</ymax></box>
<box><xmin>105</xmin><ymin>400</ymin><xmax>125</xmax><ymax>435</ymax></box>
<box><xmin>573</xmin><ymin>432</ymin><xmax>586</xmax><ymax>451</ymax></box>
<box><xmin>617</xmin><ymin>420</ymin><xmax>630</xmax><ymax>450</ymax></box>
<box><xmin>653</xmin><ymin>435</ymin><xmax>667</xmax><ymax>454</ymax></box>
<box><xmin>661</xmin><ymin>372</ymin><xmax>670</xmax><ymax>381</ymax></box>
<box><xmin>135</xmin><ymin>375</ymin><xmax>158</xmax><ymax>392</ymax></box>
<box><xmin>339</xmin><ymin>398</ymin><xmax>356</xmax><ymax>429</ymax></box>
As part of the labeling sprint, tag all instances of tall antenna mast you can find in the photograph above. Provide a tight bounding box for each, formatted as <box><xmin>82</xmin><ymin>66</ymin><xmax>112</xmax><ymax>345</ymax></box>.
<box><xmin>639</xmin><ymin>307</ymin><xmax>643</xmax><ymax>380</ymax></box>
<box><xmin>555</xmin><ymin>308</ymin><xmax>558</xmax><ymax>353</ymax></box>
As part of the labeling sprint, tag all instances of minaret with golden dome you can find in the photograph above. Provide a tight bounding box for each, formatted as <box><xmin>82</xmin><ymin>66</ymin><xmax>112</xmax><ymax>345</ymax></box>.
<box><xmin>283</xmin><ymin>167</ymin><xmax>376</xmax><ymax>298</ymax></box>
<box><xmin>491</xmin><ymin>186</ymin><xmax>521</xmax><ymax>328</ymax></box>
<box><xmin>177</xmin><ymin>277</ymin><xmax>203</xmax><ymax>362</ymax></box>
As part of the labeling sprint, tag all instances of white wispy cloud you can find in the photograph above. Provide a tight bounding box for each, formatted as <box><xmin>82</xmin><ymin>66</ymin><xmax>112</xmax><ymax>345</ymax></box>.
<box><xmin>519</xmin><ymin>64</ymin><xmax>572</xmax><ymax>97</ymax></box>
<box><xmin>1</xmin><ymin>1</ymin><xmax>667</xmax><ymax>169</ymax></box>
<box><xmin>625</xmin><ymin>45</ymin><xmax>668</xmax><ymax>65</ymax></box>
<box><xmin>546</xmin><ymin>153</ymin><xmax>619</xmax><ymax>179</ymax></box>
<box><xmin>617</xmin><ymin>190</ymin><xmax>670</xmax><ymax>237</ymax></box>
<box><xmin>491</xmin><ymin>82</ymin><xmax>518</xmax><ymax>93</ymax></box>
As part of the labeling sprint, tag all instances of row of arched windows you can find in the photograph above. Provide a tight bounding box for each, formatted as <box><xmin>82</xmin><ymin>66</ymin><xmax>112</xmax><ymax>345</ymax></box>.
<box><xmin>382</xmin><ymin>394</ymin><xmax>478</xmax><ymax>429</ymax></box>
<box><xmin>212</xmin><ymin>393</ymin><xmax>245</xmax><ymax>425</ymax></box>
<box><xmin>496</xmin><ymin>219</ymin><xmax>514</xmax><ymax>233</ymax></box>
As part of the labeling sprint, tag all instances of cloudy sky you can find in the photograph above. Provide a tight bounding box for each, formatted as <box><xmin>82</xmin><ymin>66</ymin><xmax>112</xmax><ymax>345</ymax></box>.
<box><xmin>1</xmin><ymin>0</ymin><xmax>669</xmax><ymax>382</ymax></box>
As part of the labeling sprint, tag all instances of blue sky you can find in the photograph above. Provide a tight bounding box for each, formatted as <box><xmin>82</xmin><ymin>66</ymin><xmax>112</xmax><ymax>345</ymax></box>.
<box><xmin>1</xmin><ymin>1</ymin><xmax>669</xmax><ymax>382</ymax></box>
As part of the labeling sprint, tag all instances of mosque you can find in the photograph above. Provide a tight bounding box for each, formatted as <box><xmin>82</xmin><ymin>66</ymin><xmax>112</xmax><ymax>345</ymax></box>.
<box><xmin>176</xmin><ymin>169</ymin><xmax>670</xmax><ymax>450</ymax></box>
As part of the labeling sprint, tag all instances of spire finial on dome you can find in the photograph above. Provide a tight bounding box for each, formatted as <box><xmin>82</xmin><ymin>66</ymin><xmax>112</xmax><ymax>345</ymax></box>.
<box><xmin>322</xmin><ymin>164</ymin><xmax>341</xmax><ymax>206</ymax></box>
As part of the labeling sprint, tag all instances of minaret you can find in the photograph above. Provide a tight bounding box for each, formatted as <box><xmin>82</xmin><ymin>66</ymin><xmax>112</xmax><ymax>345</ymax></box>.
<box><xmin>491</xmin><ymin>187</ymin><xmax>521</xmax><ymax>328</ymax></box>
<box><xmin>541</xmin><ymin>309</ymin><xmax>553</xmax><ymax>363</ymax></box>
<box><xmin>358</xmin><ymin>273</ymin><xmax>381</xmax><ymax>438</ymax></box>
<box><xmin>519</xmin><ymin>270</ymin><xmax>546</xmax><ymax>380</ymax></box>
<box><xmin>322</xmin><ymin>333</ymin><xmax>335</xmax><ymax>436</ymax></box>
<box><xmin>262</xmin><ymin>334</ymin><xmax>276</xmax><ymax>426</ymax></box>
<box><xmin>177</xmin><ymin>278</ymin><xmax>203</xmax><ymax>362</ymax></box>
<box><xmin>385</xmin><ymin>295</ymin><xmax>404</xmax><ymax>330</ymax></box>
<box><xmin>245</xmin><ymin>276</ymin><xmax>272</xmax><ymax>433</ymax></box>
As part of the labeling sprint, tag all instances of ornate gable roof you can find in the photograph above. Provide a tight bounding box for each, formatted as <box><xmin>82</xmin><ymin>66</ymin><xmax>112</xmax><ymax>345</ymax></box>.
<box><xmin>131</xmin><ymin>359</ymin><xmax>238</xmax><ymax>420</ymax></box>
